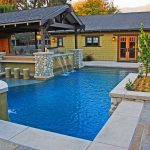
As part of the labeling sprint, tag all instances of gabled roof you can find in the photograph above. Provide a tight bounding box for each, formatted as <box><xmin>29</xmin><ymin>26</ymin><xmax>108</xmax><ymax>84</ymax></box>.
<box><xmin>80</xmin><ymin>11</ymin><xmax>150</xmax><ymax>32</ymax></box>
<box><xmin>0</xmin><ymin>5</ymin><xmax>84</xmax><ymax>32</ymax></box>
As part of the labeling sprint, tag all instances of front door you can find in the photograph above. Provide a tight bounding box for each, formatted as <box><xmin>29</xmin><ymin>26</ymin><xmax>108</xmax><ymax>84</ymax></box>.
<box><xmin>118</xmin><ymin>36</ymin><xmax>137</xmax><ymax>61</ymax></box>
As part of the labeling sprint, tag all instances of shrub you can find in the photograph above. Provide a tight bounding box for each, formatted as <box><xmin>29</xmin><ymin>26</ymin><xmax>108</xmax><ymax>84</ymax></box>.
<box><xmin>83</xmin><ymin>55</ymin><xmax>93</xmax><ymax>61</ymax></box>
<box><xmin>138</xmin><ymin>24</ymin><xmax>150</xmax><ymax>77</ymax></box>
<box><xmin>125</xmin><ymin>79</ymin><xmax>133</xmax><ymax>91</ymax></box>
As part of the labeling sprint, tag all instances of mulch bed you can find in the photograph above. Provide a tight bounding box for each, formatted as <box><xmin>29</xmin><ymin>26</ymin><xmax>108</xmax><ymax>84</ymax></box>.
<box><xmin>133</xmin><ymin>76</ymin><xmax>150</xmax><ymax>92</ymax></box>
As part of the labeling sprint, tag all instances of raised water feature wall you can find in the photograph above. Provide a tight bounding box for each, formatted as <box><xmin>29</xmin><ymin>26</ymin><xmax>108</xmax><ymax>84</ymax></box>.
<box><xmin>34</xmin><ymin>49</ymin><xmax>83</xmax><ymax>80</ymax></box>
<box><xmin>0</xmin><ymin>80</ymin><xmax>9</xmax><ymax>121</ymax></box>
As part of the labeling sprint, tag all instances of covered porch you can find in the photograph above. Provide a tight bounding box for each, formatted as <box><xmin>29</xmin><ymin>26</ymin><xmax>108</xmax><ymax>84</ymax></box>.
<box><xmin>0</xmin><ymin>5</ymin><xmax>84</xmax><ymax>56</ymax></box>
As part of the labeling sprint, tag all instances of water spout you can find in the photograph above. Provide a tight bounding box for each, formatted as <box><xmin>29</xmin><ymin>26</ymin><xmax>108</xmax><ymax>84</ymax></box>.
<box><xmin>62</xmin><ymin>56</ymin><xmax>68</xmax><ymax>73</ymax></box>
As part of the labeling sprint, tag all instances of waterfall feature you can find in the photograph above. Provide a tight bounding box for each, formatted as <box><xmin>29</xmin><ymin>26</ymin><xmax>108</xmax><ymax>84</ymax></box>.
<box><xmin>67</xmin><ymin>55</ymin><xmax>74</xmax><ymax>71</ymax></box>
<box><xmin>56</xmin><ymin>57</ymin><xmax>65</xmax><ymax>73</ymax></box>
<box><xmin>62</xmin><ymin>56</ymin><xmax>68</xmax><ymax>73</ymax></box>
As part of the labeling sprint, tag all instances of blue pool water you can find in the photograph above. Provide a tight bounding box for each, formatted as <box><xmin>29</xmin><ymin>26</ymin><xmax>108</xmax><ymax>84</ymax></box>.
<box><xmin>7</xmin><ymin>68</ymin><xmax>135</xmax><ymax>140</ymax></box>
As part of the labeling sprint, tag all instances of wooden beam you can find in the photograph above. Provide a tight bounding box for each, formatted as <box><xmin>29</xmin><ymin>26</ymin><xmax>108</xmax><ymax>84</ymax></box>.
<box><xmin>50</xmin><ymin>23</ymin><xmax>75</xmax><ymax>30</ymax></box>
<box><xmin>41</xmin><ymin>26</ymin><xmax>46</xmax><ymax>52</ymax></box>
<box><xmin>35</xmin><ymin>31</ymin><xmax>38</xmax><ymax>49</ymax></box>
<box><xmin>75</xmin><ymin>29</ymin><xmax>78</xmax><ymax>49</ymax></box>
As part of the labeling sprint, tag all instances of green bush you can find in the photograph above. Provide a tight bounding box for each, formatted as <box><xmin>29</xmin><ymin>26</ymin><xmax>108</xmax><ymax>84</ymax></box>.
<box><xmin>83</xmin><ymin>55</ymin><xmax>93</xmax><ymax>61</ymax></box>
<box><xmin>125</xmin><ymin>79</ymin><xmax>133</xmax><ymax>91</ymax></box>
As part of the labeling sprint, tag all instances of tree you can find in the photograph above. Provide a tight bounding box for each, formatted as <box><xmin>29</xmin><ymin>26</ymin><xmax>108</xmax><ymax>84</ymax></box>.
<box><xmin>16</xmin><ymin>0</ymin><xmax>68</xmax><ymax>10</ymax></box>
<box><xmin>0</xmin><ymin>4</ymin><xmax>16</xmax><ymax>13</ymax></box>
<box><xmin>72</xmin><ymin>0</ymin><xmax>119</xmax><ymax>16</ymax></box>
<box><xmin>138</xmin><ymin>24</ymin><xmax>150</xmax><ymax>77</ymax></box>
<box><xmin>0</xmin><ymin>0</ymin><xmax>68</xmax><ymax>10</ymax></box>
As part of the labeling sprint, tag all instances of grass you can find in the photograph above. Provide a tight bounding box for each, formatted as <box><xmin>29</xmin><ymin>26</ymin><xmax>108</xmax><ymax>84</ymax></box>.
<box><xmin>133</xmin><ymin>76</ymin><xmax>150</xmax><ymax>92</ymax></box>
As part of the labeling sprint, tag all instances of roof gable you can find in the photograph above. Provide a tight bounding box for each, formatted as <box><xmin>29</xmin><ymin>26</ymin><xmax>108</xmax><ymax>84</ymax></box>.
<box><xmin>0</xmin><ymin>5</ymin><xmax>68</xmax><ymax>25</ymax></box>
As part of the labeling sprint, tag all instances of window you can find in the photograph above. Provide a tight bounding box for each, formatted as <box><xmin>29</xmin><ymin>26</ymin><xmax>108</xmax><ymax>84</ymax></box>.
<box><xmin>85</xmin><ymin>36</ymin><xmax>99</xmax><ymax>46</ymax></box>
<box><xmin>57</xmin><ymin>37</ymin><xmax>63</xmax><ymax>47</ymax></box>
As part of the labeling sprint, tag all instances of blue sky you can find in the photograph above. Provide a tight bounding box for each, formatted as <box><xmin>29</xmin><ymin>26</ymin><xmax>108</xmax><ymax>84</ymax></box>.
<box><xmin>72</xmin><ymin>0</ymin><xmax>150</xmax><ymax>8</ymax></box>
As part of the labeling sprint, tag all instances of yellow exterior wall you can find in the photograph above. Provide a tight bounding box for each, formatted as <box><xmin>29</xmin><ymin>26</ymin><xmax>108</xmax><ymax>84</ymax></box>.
<box><xmin>51</xmin><ymin>31</ymin><xmax>144</xmax><ymax>61</ymax></box>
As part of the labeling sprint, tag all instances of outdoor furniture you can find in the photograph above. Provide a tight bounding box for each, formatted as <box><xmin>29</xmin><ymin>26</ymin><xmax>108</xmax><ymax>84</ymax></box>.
<box><xmin>23</xmin><ymin>68</ymin><xmax>30</xmax><ymax>80</ymax></box>
<box><xmin>5</xmin><ymin>67</ymin><xmax>11</xmax><ymax>78</ymax></box>
<box><xmin>14</xmin><ymin>68</ymin><xmax>20</xmax><ymax>79</ymax></box>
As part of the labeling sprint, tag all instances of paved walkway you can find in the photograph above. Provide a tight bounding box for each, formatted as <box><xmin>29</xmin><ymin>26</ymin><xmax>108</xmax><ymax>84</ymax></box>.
<box><xmin>130</xmin><ymin>102</ymin><xmax>150</xmax><ymax>150</ymax></box>
<box><xmin>0</xmin><ymin>138</ymin><xmax>36</xmax><ymax>150</ymax></box>
<box><xmin>84</xmin><ymin>61</ymin><xmax>140</xmax><ymax>69</ymax></box>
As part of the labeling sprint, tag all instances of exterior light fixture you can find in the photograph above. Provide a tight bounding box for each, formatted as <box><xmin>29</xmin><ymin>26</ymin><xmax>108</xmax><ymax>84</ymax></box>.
<box><xmin>112</xmin><ymin>36</ymin><xmax>116</xmax><ymax>41</ymax></box>
<box><xmin>36</xmin><ymin>35</ymin><xmax>41</xmax><ymax>40</ymax></box>
<box><xmin>51</xmin><ymin>37</ymin><xmax>56</xmax><ymax>43</ymax></box>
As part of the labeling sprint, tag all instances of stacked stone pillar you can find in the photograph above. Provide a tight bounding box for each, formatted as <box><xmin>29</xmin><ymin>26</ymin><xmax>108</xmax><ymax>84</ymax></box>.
<box><xmin>72</xmin><ymin>49</ymin><xmax>84</xmax><ymax>69</ymax></box>
<box><xmin>34</xmin><ymin>52</ymin><xmax>54</xmax><ymax>80</ymax></box>
<box><xmin>0</xmin><ymin>63</ymin><xmax>3</xmax><ymax>73</ymax></box>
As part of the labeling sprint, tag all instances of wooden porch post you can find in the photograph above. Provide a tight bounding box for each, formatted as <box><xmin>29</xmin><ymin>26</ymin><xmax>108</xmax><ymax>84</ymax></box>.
<box><xmin>35</xmin><ymin>31</ymin><xmax>38</xmax><ymax>49</ymax></box>
<box><xmin>75</xmin><ymin>29</ymin><xmax>78</xmax><ymax>49</ymax></box>
<box><xmin>41</xmin><ymin>27</ymin><xmax>46</xmax><ymax>52</ymax></box>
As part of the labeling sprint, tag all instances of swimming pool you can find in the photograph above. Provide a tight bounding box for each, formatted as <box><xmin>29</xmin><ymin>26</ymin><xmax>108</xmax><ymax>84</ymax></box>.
<box><xmin>7</xmin><ymin>68</ymin><xmax>135</xmax><ymax>140</ymax></box>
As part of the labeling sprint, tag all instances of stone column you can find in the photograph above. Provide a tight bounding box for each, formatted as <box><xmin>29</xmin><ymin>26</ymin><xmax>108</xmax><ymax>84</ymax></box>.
<box><xmin>34</xmin><ymin>52</ymin><xmax>54</xmax><ymax>80</ymax></box>
<box><xmin>0</xmin><ymin>63</ymin><xmax>3</xmax><ymax>73</ymax></box>
<box><xmin>0</xmin><ymin>80</ymin><xmax>9</xmax><ymax>121</ymax></box>
<box><xmin>72</xmin><ymin>49</ymin><xmax>84</xmax><ymax>69</ymax></box>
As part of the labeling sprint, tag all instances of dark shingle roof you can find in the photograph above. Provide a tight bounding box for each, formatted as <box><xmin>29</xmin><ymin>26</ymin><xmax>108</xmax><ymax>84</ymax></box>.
<box><xmin>0</xmin><ymin>5</ymin><xmax>69</xmax><ymax>25</ymax></box>
<box><xmin>80</xmin><ymin>12</ymin><xmax>150</xmax><ymax>31</ymax></box>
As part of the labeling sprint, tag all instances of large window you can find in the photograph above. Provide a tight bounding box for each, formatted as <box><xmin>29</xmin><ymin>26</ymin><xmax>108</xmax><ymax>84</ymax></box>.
<box><xmin>85</xmin><ymin>36</ymin><xmax>100</xmax><ymax>47</ymax></box>
<box><xmin>57</xmin><ymin>37</ymin><xmax>63</xmax><ymax>47</ymax></box>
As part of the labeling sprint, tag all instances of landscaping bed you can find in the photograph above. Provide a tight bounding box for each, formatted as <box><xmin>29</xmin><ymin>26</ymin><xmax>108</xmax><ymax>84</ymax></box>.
<box><xmin>133</xmin><ymin>76</ymin><xmax>150</xmax><ymax>92</ymax></box>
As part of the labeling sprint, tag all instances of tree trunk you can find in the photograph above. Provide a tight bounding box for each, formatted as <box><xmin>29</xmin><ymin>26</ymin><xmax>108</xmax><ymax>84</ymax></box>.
<box><xmin>145</xmin><ymin>63</ymin><xmax>148</xmax><ymax>77</ymax></box>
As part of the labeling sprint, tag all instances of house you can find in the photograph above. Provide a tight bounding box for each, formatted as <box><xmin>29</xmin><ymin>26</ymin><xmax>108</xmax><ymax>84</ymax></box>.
<box><xmin>50</xmin><ymin>11</ymin><xmax>150</xmax><ymax>62</ymax></box>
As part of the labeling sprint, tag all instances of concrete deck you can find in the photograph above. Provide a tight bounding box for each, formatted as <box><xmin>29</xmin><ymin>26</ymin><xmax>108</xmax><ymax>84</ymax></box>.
<box><xmin>0</xmin><ymin>101</ymin><xmax>144</xmax><ymax>150</ymax></box>
<box><xmin>130</xmin><ymin>102</ymin><xmax>150</xmax><ymax>150</ymax></box>
<box><xmin>84</xmin><ymin>61</ymin><xmax>140</xmax><ymax>69</ymax></box>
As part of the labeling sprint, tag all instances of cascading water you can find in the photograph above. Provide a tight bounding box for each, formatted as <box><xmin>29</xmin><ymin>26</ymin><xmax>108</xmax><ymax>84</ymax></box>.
<box><xmin>62</xmin><ymin>56</ymin><xmax>68</xmax><ymax>72</ymax></box>
<box><xmin>56</xmin><ymin>57</ymin><xmax>65</xmax><ymax>73</ymax></box>
<box><xmin>67</xmin><ymin>55</ymin><xmax>74</xmax><ymax>71</ymax></box>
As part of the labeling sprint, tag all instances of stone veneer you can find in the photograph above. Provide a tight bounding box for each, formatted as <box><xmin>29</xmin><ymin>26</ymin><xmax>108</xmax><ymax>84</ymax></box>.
<box><xmin>73</xmin><ymin>49</ymin><xmax>84</xmax><ymax>69</ymax></box>
<box><xmin>34</xmin><ymin>50</ymin><xmax>84</xmax><ymax>79</ymax></box>
<box><xmin>0</xmin><ymin>63</ymin><xmax>3</xmax><ymax>73</ymax></box>
<box><xmin>109</xmin><ymin>73</ymin><xmax>150</xmax><ymax>114</ymax></box>
<box><xmin>0</xmin><ymin>80</ymin><xmax>9</xmax><ymax>120</ymax></box>
<box><xmin>34</xmin><ymin>52</ymin><xmax>54</xmax><ymax>80</ymax></box>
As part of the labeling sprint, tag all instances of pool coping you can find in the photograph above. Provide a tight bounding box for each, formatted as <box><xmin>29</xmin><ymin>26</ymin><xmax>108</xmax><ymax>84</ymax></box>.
<box><xmin>110</xmin><ymin>73</ymin><xmax>150</xmax><ymax>103</ymax></box>
<box><xmin>0</xmin><ymin>100</ymin><xmax>144</xmax><ymax>150</ymax></box>
<box><xmin>0</xmin><ymin>80</ymin><xmax>8</xmax><ymax>94</ymax></box>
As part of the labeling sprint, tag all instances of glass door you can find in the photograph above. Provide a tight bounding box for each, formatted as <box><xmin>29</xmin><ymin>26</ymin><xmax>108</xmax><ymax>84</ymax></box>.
<box><xmin>118</xmin><ymin>36</ymin><xmax>137</xmax><ymax>61</ymax></box>
<box><xmin>128</xmin><ymin>36</ymin><xmax>137</xmax><ymax>61</ymax></box>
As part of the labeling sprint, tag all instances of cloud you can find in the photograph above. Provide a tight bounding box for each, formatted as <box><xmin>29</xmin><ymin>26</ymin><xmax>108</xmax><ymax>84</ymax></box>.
<box><xmin>113</xmin><ymin>0</ymin><xmax>150</xmax><ymax>8</ymax></box>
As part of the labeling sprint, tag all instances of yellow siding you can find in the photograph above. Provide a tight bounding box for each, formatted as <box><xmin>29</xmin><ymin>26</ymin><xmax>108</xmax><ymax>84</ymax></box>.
<box><xmin>51</xmin><ymin>31</ymin><xmax>150</xmax><ymax>61</ymax></box>
<box><xmin>51</xmin><ymin>32</ymin><xmax>118</xmax><ymax>61</ymax></box>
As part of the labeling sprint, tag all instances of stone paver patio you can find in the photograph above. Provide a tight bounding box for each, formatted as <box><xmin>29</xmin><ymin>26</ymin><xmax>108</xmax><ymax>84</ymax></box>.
<box><xmin>130</xmin><ymin>103</ymin><xmax>150</xmax><ymax>150</ymax></box>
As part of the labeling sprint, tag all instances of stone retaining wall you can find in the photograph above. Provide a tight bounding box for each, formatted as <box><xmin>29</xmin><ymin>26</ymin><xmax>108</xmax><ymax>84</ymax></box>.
<box><xmin>109</xmin><ymin>73</ymin><xmax>150</xmax><ymax>114</ymax></box>
<box><xmin>0</xmin><ymin>80</ymin><xmax>9</xmax><ymax>121</ymax></box>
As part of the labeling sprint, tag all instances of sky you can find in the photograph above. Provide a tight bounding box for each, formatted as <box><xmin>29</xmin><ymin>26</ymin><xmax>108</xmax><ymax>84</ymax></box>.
<box><xmin>72</xmin><ymin>0</ymin><xmax>150</xmax><ymax>8</ymax></box>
